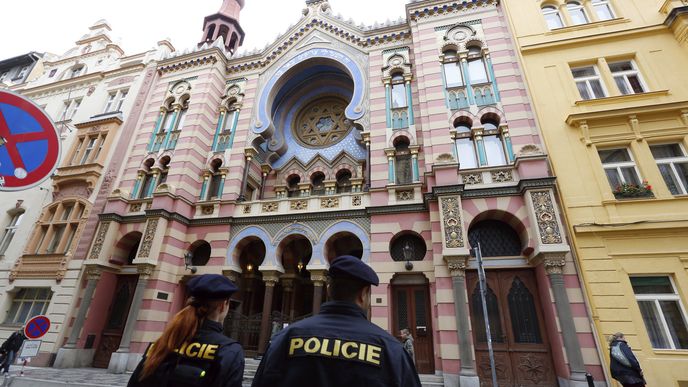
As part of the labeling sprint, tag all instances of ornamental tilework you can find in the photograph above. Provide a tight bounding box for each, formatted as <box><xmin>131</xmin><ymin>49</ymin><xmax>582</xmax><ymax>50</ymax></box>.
<box><xmin>137</xmin><ymin>218</ymin><xmax>159</xmax><ymax>258</ymax></box>
<box><xmin>440</xmin><ymin>196</ymin><xmax>464</xmax><ymax>248</ymax></box>
<box><xmin>88</xmin><ymin>222</ymin><xmax>110</xmax><ymax>260</ymax></box>
<box><xmin>531</xmin><ymin>191</ymin><xmax>563</xmax><ymax>245</ymax></box>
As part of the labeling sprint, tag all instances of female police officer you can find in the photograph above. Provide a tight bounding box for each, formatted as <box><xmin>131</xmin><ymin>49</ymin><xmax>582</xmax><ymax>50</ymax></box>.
<box><xmin>128</xmin><ymin>274</ymin><xmax>244</xmax><ymax>387</ymax></box>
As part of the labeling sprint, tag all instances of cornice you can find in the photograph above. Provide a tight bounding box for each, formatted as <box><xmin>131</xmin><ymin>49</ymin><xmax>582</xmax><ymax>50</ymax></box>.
<box><xmin>157</xmin><ymin>48</ymin><xmax>225</xmax><ymax>75</ymax></box>
<box><xmin>424</xmin><ymin>178</ymin><xmax>556</xmax><ymax>200</ymax></box>
<box><xmin>566</xmin><ymin>99</ymin><xmax>688</xmax><ymax>125</ymax></box>
<box><xmin>233</xmin><ymin>209</ymin><xmax>368</xmax><ymax>225</ymax></box>
<box><xmin>520</xmin><ymin>23</ymin><xmax>664</xmax><ymax>53</ymax></box>
<box><xmin>21</xmin><ymin>73</ymin><xmax>104</xmax><ymax>97</ymax></box>
<box><xmin>74</xmin><ymin>113</ymin><xmax>123</xmax><ymax>128</ymax></box>
<box><xmin>44</xmin><ymin>45</ymin><xmax>123</xmax><ymax>67</ymax></box>
<box><xmin>665</xmin><ymin>5</ymin><xmax>688</xmax><ymax>27</ymax></box>
<box><xmin>366</xmin><ymin>203</ymin><xmax>427</xmax><ymax>214</ymax></box>
<box><xmin>406</xmin><ymin>0</ymin><xmax>499</xmax><ymax>22</ymax></box>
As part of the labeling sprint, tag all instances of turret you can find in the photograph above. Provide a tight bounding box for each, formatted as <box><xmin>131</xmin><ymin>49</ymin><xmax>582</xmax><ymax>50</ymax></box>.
<box><xmin>199</xmin><ymin>0</ymin><xmax>245</xmax><ymax>54</ymax></box>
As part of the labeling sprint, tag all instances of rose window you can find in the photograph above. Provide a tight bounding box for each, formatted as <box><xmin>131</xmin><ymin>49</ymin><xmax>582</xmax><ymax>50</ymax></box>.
<box><xmin>294</xmin><ymin>97</ymin><xmax>352</xmax><ymax>148</ymax></box>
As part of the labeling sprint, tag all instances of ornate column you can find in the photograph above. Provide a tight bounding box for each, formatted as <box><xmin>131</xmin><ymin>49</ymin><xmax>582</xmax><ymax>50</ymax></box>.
<box><xmin>460</xmin><ymin>55</ymin><xmax>475</xmax><ymax>105</ymax></box>
<box><xmin>473</xmin><ymin>128</ymin><xmax>487</xmax><ymax>167</ymax></box>
<box><xmin>362</xmin><ymin>132</ymin><xmax>371</xmax><ymax>190</ymax></box>
<box><xmin>384</xmin><ymin>81</ymin><xmax>392</xmax><ymax>127</ymax></box>
<box><xmin>227</xmin><ymin>107</ymin><xmax>240</xmax><ymax>149</ymax></box>
<box><xmin>65</xmin><ymin>267</ymin><xmax>102</xmax><ymax>348</ymax></box>
<box><xmin>386</xmin><ymin>149</ymin><xmax>396</xmax><ymax>184</ymax></box>
<box><xmin>238</xmin><ymin>148</ymin><xmax>256</xmax><ymax>201</ymax></box>
<box><xmin>259</xmin><ymin>165</ymin><xmax>271</xmax><ymax>200</ymax></box>
<box><xmin>542</xmin><ymin>254</ymin><xmax>588</xmax><ymax>382</ymax></box>
<box><xmin>444</xmin><ymin>256</ymin><xmax>478</xmax><ymax>381</ymax></box>
<box><xmin>404</xmin><ymin>77</ymin><xmax>414</xmax><ymax>126</ymax></box>
<box><xmin>131</xmin><ymin>172</ymin><xmax>144</xmax><ymax>199</ymax></box>
<box><xmin>147</xmin><ymin>108</ymin><xmax>166</xmax><ymax>152</ymax></box>
<box><xmin>410</xmin><ymin>145</ymin><xmax>420</xmax><ymax>182</ymax></box>
<box><xmin>281</xmin><ymin>278</ymin><xmax>294</xmax><ymax>316</ymax></box>
<box><xmin>500</xmin><ymin>125</ymin><xmax>515</xmax><ymax>163</ymax></box>
<box><xmin>311</xmin><ymin>270</ymin><xmax>327</xmax><ymax>314</ymax></box>
<box><xmin>257</xmin><ymin>272</ymin><xmax>280</xmax><ymax>354</ymax></box>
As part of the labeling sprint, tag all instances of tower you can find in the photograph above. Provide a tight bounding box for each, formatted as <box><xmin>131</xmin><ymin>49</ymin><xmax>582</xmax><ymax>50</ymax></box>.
<box><xmin>199</xmin><ymin>0</ymin><xmax>245</xmax><ymax>54</ymax></box>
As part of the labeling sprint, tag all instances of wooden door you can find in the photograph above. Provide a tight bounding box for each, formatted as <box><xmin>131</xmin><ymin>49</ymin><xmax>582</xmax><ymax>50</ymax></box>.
<box><xmin>92</xmin><ymin>275</ymin><xmax>138</xmax><ymax>368</ymax></box>
<box><xmin>392</xmin><ymin>285</ymin><xmax>434</xmax><ymax>374</ymax></box>
<box><xmin>467</xmin><ymin>270</ymin><xmax>556</xmax><ymax>387</ymax></box>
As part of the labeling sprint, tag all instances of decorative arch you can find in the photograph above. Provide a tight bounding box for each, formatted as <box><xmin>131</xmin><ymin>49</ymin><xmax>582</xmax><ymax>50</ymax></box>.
<box><xmin>468</xmin><ymin>209</ymin><xmax>531</xmax><ymax>255</ymax></box>
<box><xmin>316</xmin><ymin>221</ymin><xmax>370</xmax><ymax>265</ymax></box>
<box><xmin>450</xmin><ymin>110</ymin><xmax>478</xmax><ymax>128</ymax></box>
<box><xmin>110</xmin><ymin>231</ymin><xmax>142</xmax><ymax>265</ymax></box>
<box><xmin>166</xmin><ymin>80</ymin><xmax>192</xmax><ymax>107</ymax></box>
<box><xmin>273</xmin><ymin>223</ymin><xmax>319</xmax><ymax>248</ymax></box>
<box><xmin>477</xmin><ymin>106</ymin><xmax>506</xmax><ymax>125</ymax></box>
<box><xmin>226</xmin><ymin>226</ymin><xmax>277</xmax><ymax>270</ymax></box>
<box><xmin>389</xmin><ymin>129</ymin><xmax>416</xmax><ymax>148</ymax></box>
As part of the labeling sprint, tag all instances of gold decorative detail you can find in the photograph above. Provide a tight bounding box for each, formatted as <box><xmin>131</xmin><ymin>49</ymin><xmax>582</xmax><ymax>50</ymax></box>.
<box><xmin>352</xmin><ymin>195</ymin><xmax>362</xmax><ymax>206</ymax></box>
<box><xmin>86</xmin><ymin>266</ymin><xmax>102</xmax><ymax>280</ymax></box>
<box><xmin>262</xmin><ymin>202</ymin><xmax>279</xmax><ymax>213</ymax></box>
<box><xmin>462</xmin><ymin>173</ymin><xmax>483</xmax><ymax>185</ymax></box>
<box><xmin>321</xmin><ymin>197</ymin><xmax>339</xmax><ymax>208</ymax></box>
<box><xmin>201</xmin><ymin>205</ymin><xmax>214</xmax><ymax>215</ymax></box>
<box><xmin>440</xmin><ymin>196</ymin><xmax>464</xmax><ymax>248</ymax></box>
<box><xmin>243</xmin><ymin>205</ymin><xmax>252</xmax><ymax>214</ymax></box>
<box><xmin>445</xmin><ymin>256</ymin><xmax>469</xmax><ymax>277</ymax></box>
<box><xmin>396</xmin><ymin>189</ymin><xmax>414</xmax><ymax>201</ymax></box>
<box><xmin>491</xmin><ymin>169</ymin><xmax>513</xmax><ymax>183</ymax></box>
<box><xmin>137</xmin><ymin>264</ymin><xmax>155</xmax><ymax>278</ymax></box>
<box><xmin>88</xmin><ymin>222</ymin><xmax>110</xmax><ymax>260</ymax></box>
<box><xmin>293</xmin><ymin>97</ymin><xmax>352</xmax><ymax>148</ymax></box>
<box><xmin>129</xmin><ymin>203</ymin><xmax>142</xmax><ymax>213</ymax></box>
<box><xmin>137</xmin><ymin>219</ymin><xmax>159</xmax><ymax>258</ymax></box>
<box><xmin>531</xmin><ymin>191</ymin><xmax>563</xmax><ymax>244</ymax></box>
<box><xmin>544</xmin><ymin>255</ymin><xmax>566</xmax><ymax>275</ymax></box>
<box><xmin>290</xmin><ymin>200</ymin><xmax>308</xmax><ymax>210</ymax></box>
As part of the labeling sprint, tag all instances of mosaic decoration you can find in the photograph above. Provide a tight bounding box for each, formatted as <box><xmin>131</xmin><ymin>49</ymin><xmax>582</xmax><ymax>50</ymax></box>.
<box><xmin>462</xmin><ymin>173</ymin><xmax>483</xmax><ymax>185</ymax></box>
<box><xmin>352</xmin><ymin>195</ymin><xmax>362</xmax><ymax>206</ymax></box>
<box><xmin>396</xmin><ymin>189</ymin><xmax>414</xmax><ymax>201</ymax></box>
<box><xmin>262</xmin><ymin>202</ymin><xmax>279</xmax><ymax>213</ymax></box>
<box><xmin>321</xmin><ymin>197</ymin><xmax>339</xmax><ymax>208</ymax></box>
<box><xmin>531</xmin><ymin>191</ymin><xmax>563</xmax><ymax>244</ymax></box>
<box><xmin>137</xmin><ymin>218</ymin><xmax>159</xmax><ymax>258</ymax></box>
<box><xmin>290</xmin><ymin>200</ymin><xmax>308</xmax><ymax>210</ymax></box>
<box><xmin>491</xmin><ymin>169</ymin><xmax>513</xmax><ymax>183</ymax></box>
<box><xmin>294</xmin><ymin>97</ymin><xmax>352</xmax><ymax>148</ymax></box>
<box><xmin>440</xmin><ymin>196</ymin><xmax>464</xmax><ymax>248</ymax></box>
<box><xmin>88</xmin><ymin>222</ymin><xmax>110</xmax><ymax>260</ymax></box>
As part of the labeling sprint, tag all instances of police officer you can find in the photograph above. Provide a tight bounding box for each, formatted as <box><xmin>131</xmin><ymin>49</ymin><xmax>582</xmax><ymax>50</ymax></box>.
<box><xmin>252</xmin><ymin>255</ymin><xmax>421</xmax><ymax>387</ymax></box>
<box><xmin>129</xmin><ymin>274</ymin><xmax>244</xmax><ymax>387</ymax></box>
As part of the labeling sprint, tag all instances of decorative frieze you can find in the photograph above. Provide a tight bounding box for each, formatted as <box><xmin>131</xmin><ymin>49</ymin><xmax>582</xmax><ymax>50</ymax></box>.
<box><xmin>491</xmin><ymin>169</ymin><xmax>513</xmax><ymax>183</ymax></box>
<box><xmin>137</xmin><ymin>219</ymin><xmax>159</xmax><ymax>258</ymax></box>
<box><xmin>129</xmin><ymin>203</ymin><xmax>142</xmax><ymax>213</ymax></box>
<box><xmin>531</xmin><ymin>191</ymin><xmax>563</xmax><ymax>244</ymax></box>
<box><xmin>396</xmin><ymin>189</ymin><xmax>415</xmax><ymax>201</ymax></box>
<box><xmin>462</xmin><ymin>173</ymin><xmax>483</xmax><ymax>185</ymax></box>
<box><xmin>440</xmin><ymin>196</ymin><xmax>464</xmax><ymax>248</ymax></box>
<box><xmin>88</xmin><ymin>222</ymin><xmax>110</xmax><ymax>260</ymax></box>
<box><xmin>444</xmin><ymin>255</ymin><xmax>469</xmax><ymax>277</ymax></box>
<box><xmin>243</xmin><ymin>205</ymin><xmax>252</xmax><ymax>214</ymax></box>
<box><xmin>321</xmin><ymin>197</ymin><xmax>339</xmax><ymax>208</ymax></box>
<box><xmin>291</xmin><ymin>200</ymin><xmax>308</xmax><ymax>210</ymax></box>
<box><xmin>352</xmin><ymin>195</ymin><xmax>362</xmax><ymax>206</ymax></box>
<box><xmin>262</xmin><ymin>202</ymin><xmax>279</xmax><ymax>213</ymax></box>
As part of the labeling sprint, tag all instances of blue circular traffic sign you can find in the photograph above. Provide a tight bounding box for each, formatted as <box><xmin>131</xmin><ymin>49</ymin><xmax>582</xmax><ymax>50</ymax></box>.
<box><xmin>24</xmin><ymin>315</ymin><xmax>51</xmax><ymax>340</ymax></box>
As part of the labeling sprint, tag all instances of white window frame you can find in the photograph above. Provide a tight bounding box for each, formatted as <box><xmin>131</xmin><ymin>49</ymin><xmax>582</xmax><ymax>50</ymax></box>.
<box><xmin>104</xmin><ymin>89</ymin><xmax>128</xmax><ymax>113</ymax></box>
<box><xmin>4</xmin><ymin>288</ymin><xmax>52</xmax><ymax>325</ymax></box>
<box><xmin>566</xmin><ymin>1</ymin><xmax>589</xmax><ymax>25</ymax></box>
<box><xmin>103</xmin><ymin>92</ymin><xmax>117</xmax><ymax>113</ymax></box>
<box><xmin>651</xmin><ymin>143</ymin><xmax>688</xmax><ymax>195</ymax></box>
<box><xmin>0</xmin><ymin>71</ymin><xmax>8</xmax><ymax>82</ymax></box>
<box><xmin>62</xmin><ymin>98</ymin><xmax>82</xmax><ymax>121</ymax></box>
<box><xmin>633</xmin><ymin>276</ymin><xmax>688</xmax><ymax>350</ymax></box>
<box><xmin>391</xmin><ymin>76</ymin><xmax>408</xmax><ymax>109</ymax></box>
<box><xmin>591</xmin><ymin>0</ymin><xmax>615</xmax><ymax>20</ymax></box>
<box><xmin>599</xmin><ymin>147</ymin><xmax>642</xmax><ymax>187</ymax></box>
<box><xmin>17</xmin><ymin>65</ymin><xmax>30</xmax><ymax>79</ymax></box>
<box><xmin>80</xmin><ymin>137</ymin><xmax>97</xmax><ymax>165</ymax></box>
<box><xmin>542</xmin><ymin>5</ymin><xmax>565</xmax><ymax>29</ymax></box>
<box><xmin>609</xmin><ymin>60</ymin><xmax>646</xmax><ymax>95</ymax></box>
<box><xmin>0</xmin><ymin>211</ymin><xmax>24</xmax><ymax>256</ymax></box>
<box><xmin>572</xmin><ymin>65</ymin><xmax>607</xmax><ymax>100</ymax></box>
<box><xmin>115</xmin><ymin>90</ymin><xmax>128</xmax><ymax>111</ymax></box>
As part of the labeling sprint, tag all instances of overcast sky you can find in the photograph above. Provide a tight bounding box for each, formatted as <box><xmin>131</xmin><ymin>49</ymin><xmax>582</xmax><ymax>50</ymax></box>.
<box><xmin>0</xmin><ymin>0</ymin><xmax>409</xmax><ymax>59</ymax></box>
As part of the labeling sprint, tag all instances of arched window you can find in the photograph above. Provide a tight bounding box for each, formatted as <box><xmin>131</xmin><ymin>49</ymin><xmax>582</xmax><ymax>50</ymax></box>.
<box><xmin>391</xmin><ymin>73</ymin><xmax>407</xmax><ymax>108</ymax></box>
<box><xmin>206</xmin><ymin>24</ymin><xmax>216</xmax><ymax>42</ymax></box>
<box><xmin>395</xmin><ymin>138</ymin><xmax>413</xmax><ymax>185</ymax></box>
<box><xmin>287</xmin><ymin>175</ymin><xmax>301</xmax><ymax>198</ymax></box>
<box><xmin>442</xmin><ymin>49</ymin><xmax>463</xmax><ymax>88</ymax></box>
<box><xmin>218</xmin><ymin>25</ymin><xmax>230</xmax><ymax>43</ymax></box>
<box><xmin>311</xmin><ymin>172</ymin><xmax>326</xmax><ymax>196</ymax></box>
<box><xmin>167</xmin><ymin>99</ymin><xmax>188</xmax><ymax>150</ymax></box>
<box><xmin>206</xmin><ymin>160</ymin><xmax>224</xmax><ymax>200</ymax></box>
<box><xmin>390</xmin><ymin>232</ymin><xmax>426</xmax><ymax>262</ymax></box>
<box><xmin>481</xmin><ymin>118</ymin><xmax>507</xmax><ymax>166</ymax></box>
<box><xmin>453</xmin><ymin>119</ymin><xmax>478</xmax><ymax>169</ymax></box>
<box><xmin>0</xmin><ymin>209</ymin><xmax>24</xmax><ymax>256</ymax></box>
<box><xmin>216</xmin><ymin>104</ymin><xmax>238</xmax><ymax>152</ymax></box>
<box><xmin>67</xmin><ymin>65</ymin><xmax>85</xmax><ymax>79</ymax></box>
<box><xmin>229</xmin><ymin>32</ymin><xmax>239</xmax><ymax>52</ymax></box>
<box><xmin>542</xmin><ymin>5</ymin><xmax>565</xmax><ymax>29</ymax></box>
<box><xmin>591</xmin><ymin>0</ymin><xmax>614</xmax><ymax>20</ymax></box>
<box><xmin>336</xmin><ymin>170</ymin><xmax>352</xmax><ymax>194</ymax></box>
<box><xmin>468</xmin><ymin>219</ymin><xmax>522</xmax><ymax>257</ymax></box>
<box><xmin>467</xmin><ymin>46</ymin><xmax>489</xmax><ymax>85</ymax></box>
<box><xmin>566</xmin><ymin>1</ymin><xmax>588</xmax><ymax>25</ymax></box>
<box><xmin>190</xmin><ymin>241</ymin><xmax>211</xmax><ymax>266</ymax></box>
<box><xmin>31</xmin><ymin>201</ymin><xmax>87</xmax><ymax>255</ymax></box>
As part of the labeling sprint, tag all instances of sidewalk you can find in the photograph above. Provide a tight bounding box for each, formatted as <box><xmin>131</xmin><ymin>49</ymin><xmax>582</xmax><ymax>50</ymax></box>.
<box><xmin>2</xmin><ymin>366</ymin><xmax>131</xmax><ymax>387</ymax></box>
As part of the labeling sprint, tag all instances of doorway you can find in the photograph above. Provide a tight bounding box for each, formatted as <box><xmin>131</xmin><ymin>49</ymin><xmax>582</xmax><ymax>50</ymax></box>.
<box><xmin>92</xmin><ymin>274</ymin><xmax>138</xmax><ymax>368</ymax></box>
<box><xmin>466</xmin><ymin>269</ymin><xmax>556</xmax><ymax>387</ymax></box>
<box><xmin>391</xmin><ymin>275</ymin><xmax>434</xmax><ymax>374</ymax></box>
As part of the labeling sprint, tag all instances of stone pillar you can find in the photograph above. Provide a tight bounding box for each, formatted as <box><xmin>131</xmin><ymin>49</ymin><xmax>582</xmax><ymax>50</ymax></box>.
<box><xmin>259</xmin><ymin>165</ymin><xmax>271</xmax><ymax>200</ymax></box>
<box><xmin>108</xmin><ymin>264</ymin><xmax>154</xmax><ymax>374</ymax></box>
<box><xmin>258</xmin><ymin>272</ymin><xmax>279</xmax><ymax>355</ymax></box>
<box><xmin>281</xmin><ymin>278</ymin><xmax>294</xmax><ymax>316</ymax></box>
<box><xmin>54</xmin><ymin>267</ymin><xmax>102</xmax><ymax>368</ymax></box>
<box><xmin>386</xmin><ymin>149</ymin><xmax>396</xmax><ymax>184</ymax></box>
<box><xmin>542</xmin><ymin>253</ymin><xmax>588</xmax><ymax>384</ymax></box>
<box><xmin>238</xmin><ymin>148</ymin><xmax>256</xmax><ymax>201</ymax></box>
<box><xmin>311</xmin><ymin>270</ymin><xmax>327</xmax><ymax>314</ymax></box>
<box><xmin>362</xmin><ymin>132</ymin><xmax>371</xmax><ymax>191</ymax></box>
<box><xmin>444</xmin><ymin>256</ymin><xmax>479</xmax><ymax>387</ymax></box>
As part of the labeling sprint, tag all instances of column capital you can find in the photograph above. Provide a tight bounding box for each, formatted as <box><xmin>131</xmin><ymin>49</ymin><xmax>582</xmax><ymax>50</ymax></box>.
<box><xmin>262</xmin><ymin>271</ymin><xmax>281</xmax><ymax>286</ymax></box>
<box><xmin>244</xmin><ymin>147</ymin><xmax>258</xmax><ymax>160</ymax></box>
<box><xmin>444</xmin><ymin>255</ymin><xmax>469</xmax><ymax>277</ymax></box>
<box><xmin>137</xmin><ymin>263</ymin><xmax>156</xmax><ymax>279</ymax></box>
<box><xmin>85</xmin><ymin>266</ymin><xmax>102</xmax><ymax>280</ymax></box>
<box><xmin>222</xmin><ymin>269</ymin><xmax>241</xmax><ymax>283</ymax></box>
<box><xmin>310</xmin><ymin>269</ymin><xmax>328</xmax><ymax>284</ymax></box>
<box><xmin>531</xmin><ymin>252</ymin><xmax>568</xmax><ymax>275</ymax></box>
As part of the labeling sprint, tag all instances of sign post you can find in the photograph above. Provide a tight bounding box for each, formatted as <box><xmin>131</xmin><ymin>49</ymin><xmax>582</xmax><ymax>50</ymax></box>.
<box><xmin>0</xmin><ymin>90</ymin><xmax>60</xmax><ymax>191</ymax></box>
<box><xmin>475</xmin><ymin>242</ymin><xmax>499</xmax><ymax>387</ymax></box>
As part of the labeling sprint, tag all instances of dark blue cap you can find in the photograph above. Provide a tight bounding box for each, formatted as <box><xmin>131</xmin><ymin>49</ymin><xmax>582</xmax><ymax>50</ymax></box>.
<box><xmin>328</xmin><ymin>255</ymin><xmax>379</xmax><ymax>286</ymax></box>
<box><xmin>187</xmin><ymin>274</ymin><xmax>238</xmax><ymax>299</ymax></box>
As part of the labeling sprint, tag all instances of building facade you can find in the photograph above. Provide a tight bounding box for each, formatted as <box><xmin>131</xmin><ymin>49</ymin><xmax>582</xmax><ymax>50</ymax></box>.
<box><xmin>0</xmin><ymin>20</ymin><xmax>170</xmax><ymax>366</ymax></box>
<box><xmin>40</xmin><ymin>1</ymin><xmax>611</xmax><ymax>385</ymax></box>
<box><xmin>0</xmin><ymin>51</ymin><xmax>44</xmax><ymax>89</ymax></box>
<box><xmin>501</xmin><ymin>0</ymin><xmax>688</xmax><ymax>386</ymax></box>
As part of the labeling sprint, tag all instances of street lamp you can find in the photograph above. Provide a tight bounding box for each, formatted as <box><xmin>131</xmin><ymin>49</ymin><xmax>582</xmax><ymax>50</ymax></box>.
<box><xmin>184</xmin><ymin>251</ymin><xmax>197</xmax><ymax>274</ymax></box>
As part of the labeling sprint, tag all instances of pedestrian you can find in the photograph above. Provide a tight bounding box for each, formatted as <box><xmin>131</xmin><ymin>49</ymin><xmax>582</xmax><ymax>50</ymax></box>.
<box><xmin>609</xmin><ymin>332</ymin><xmax>646</xmax><ymax>387</ymax></box>
<box><xmin>0</xmin><ymin>327</ymin><xmax>26</xmax><ymax>376</ymax></box>
<box><xmin>128</xmin><ymin>274</ymin><xmax>244</xmax><ymax>387</ymax></box>
<box><xmin>252</xmin><ymin>255</ymin><xmax>421</xmax><ymax>387</ymax></box>
<box><xmin>400</xmin><ymin>328</ymin><xmax>415</xmax><ymax>364</ymax></box>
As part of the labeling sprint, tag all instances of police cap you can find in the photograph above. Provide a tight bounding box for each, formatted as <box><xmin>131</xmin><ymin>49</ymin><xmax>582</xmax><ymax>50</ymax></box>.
<box><xmin>328</xmin><ymin>255</ymin><xmax>379</xmax><ymax>286</ymax></box>
<box><xmin>187</xmin><ymin>274</ymin><xmax>238</xmax><ymax>299</ymax></box>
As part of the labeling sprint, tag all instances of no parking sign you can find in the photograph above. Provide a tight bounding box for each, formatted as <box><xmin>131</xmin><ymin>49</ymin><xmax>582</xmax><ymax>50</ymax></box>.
<box><xmin>0</xmin><ymin>90</ymin><xmax>60</xmax><ymax>191</ymax></box>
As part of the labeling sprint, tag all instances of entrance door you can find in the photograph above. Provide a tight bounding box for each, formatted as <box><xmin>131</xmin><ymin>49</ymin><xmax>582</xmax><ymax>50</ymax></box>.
<box><xmin>467</xmin><ymin>269</ymin><xmax>556</xmax><ymax>387</ymax></box>
<box><xmin>392</xmin><ymin>285</ymin><xmax>434</xmax><ymax>374</ymax></box>
<box><xmin>93</xmin><ymin>275</ymin><xmax>138</xmax><ymax>368</ymax></box>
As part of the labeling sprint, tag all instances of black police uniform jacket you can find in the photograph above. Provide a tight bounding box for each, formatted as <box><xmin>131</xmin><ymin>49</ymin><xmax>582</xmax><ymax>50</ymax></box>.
<box><xmin>251</xmin><ymin>301</ymin><xmax>421</xmax><ymax>387</ymax></box>
<box><xmin>128</xmin><ymin>319</ymin><xmax>244</xmax><ymax>387</ymax></box>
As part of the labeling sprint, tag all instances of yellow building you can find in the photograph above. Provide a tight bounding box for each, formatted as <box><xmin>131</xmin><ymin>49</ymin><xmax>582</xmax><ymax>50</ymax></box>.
<box><xmin>501</xmin><ymin>0</ymin><xmax>688</xmax><ymax>385</ymax></box>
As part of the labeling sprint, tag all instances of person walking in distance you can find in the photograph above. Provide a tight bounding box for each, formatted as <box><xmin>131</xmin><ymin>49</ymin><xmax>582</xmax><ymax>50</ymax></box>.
<box><xmin>252</xmin><ymin>255</ymin><xmax>421</xmax><ymax>387</ymax></box>
<box><xmin>0</xmin><ymin>327</ymin><xmax>26</xmax><ymax>377</ymax></box>
<box><xmin>609</xmin><ymin>332</ymin><xmax>646</xmax><ymax>387</ymax></box>
<box><xmin>128</xmin><ymin>274</ymin><xmax>244</xmax><ymax>387</ymax></box>
<box><xmin>400</xmin><ymin>328</ymin><xmax>415</xmax><ymax>365</ymax></box>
